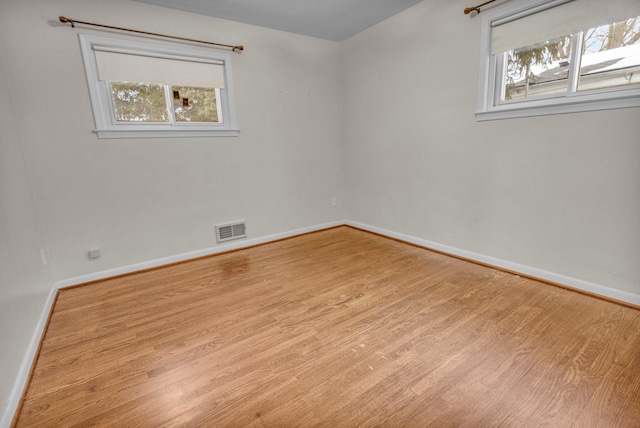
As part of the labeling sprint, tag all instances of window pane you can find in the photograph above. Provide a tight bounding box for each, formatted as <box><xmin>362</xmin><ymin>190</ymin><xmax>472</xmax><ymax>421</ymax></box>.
<box><xmin>110</xmin><ymin>82</ymin><xmax>169</xmax><ymax>122</ymax></box>
<box><xmin>578</xmin><ymin>17</ymin><xmax>640</xmax><ymax>92</ymax></box>
<box><xmin>502</xmin><ymin>36</ymin><xmax>572</xmax><ymax>101</ymax></box>
<box><xmin>171</xmin><ymin>86</ymin><xmax>219</xmax><ymax>123</ymax></box>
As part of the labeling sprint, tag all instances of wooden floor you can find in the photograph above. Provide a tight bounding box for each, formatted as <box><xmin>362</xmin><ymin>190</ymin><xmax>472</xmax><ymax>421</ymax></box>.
<box><xmin>14</xmin><ymin>226</ymin><xmax>640</xmax><ymax>427</ymax></box>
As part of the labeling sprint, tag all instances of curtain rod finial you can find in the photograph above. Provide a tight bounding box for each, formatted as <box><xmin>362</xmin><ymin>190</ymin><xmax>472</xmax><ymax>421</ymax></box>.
<box><xmin>59</xmin><ymin>16</ymin><xmax>75</xmax><ymax>27</ymax></box>
<box><xmin>465</xmin><ymin>0</ymin><xmax>498</xmax><ymax>15</ymax></box>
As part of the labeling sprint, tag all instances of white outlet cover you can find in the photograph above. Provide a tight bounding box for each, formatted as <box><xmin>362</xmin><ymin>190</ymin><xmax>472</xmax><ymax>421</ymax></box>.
<box><xmin>88</xmin><ymin>248</ymin><xmax>101</xmax><ymax>259</ymax></box>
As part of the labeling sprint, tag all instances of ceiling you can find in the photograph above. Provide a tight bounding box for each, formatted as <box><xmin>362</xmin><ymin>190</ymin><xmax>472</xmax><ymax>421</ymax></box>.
<box><xmin>133</xmin><ymin>0</ymin><xmax>424</xmax><ymax>42</ymax></box>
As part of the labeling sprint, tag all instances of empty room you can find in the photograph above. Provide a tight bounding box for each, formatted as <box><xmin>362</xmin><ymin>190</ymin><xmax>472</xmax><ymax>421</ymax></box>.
<box><xmin>1</xmin><ymin>0</ymin><xmax>639</xmax><ymax>426</ymax></box>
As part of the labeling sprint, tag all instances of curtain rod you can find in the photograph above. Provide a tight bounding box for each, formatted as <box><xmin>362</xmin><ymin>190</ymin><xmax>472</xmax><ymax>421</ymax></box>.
<box><xmin>58</xmin><ymin>16</ymin><xmax>244</xmax><ymax>52</ymax></box>
<box><xmin>464</xmin><ymin>0</ymin><xmax>499</xmax><ymax>14</ymax></box>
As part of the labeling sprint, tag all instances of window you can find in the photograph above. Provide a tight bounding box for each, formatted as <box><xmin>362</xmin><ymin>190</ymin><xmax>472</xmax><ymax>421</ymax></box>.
<box><xmin>79</xmin><ymin>34</ymin><xmax>238</xmax><ymax>138</ymax></box>
<box><xmin>476</xmin><ymin>0</ymin><xmax>640</xmax><ymax>121</ymax></box>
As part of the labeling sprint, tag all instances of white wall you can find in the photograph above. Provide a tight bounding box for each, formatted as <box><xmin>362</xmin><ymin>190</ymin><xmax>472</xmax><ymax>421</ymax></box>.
<box><xmin>0</xmin><ymin>0</ymin><xmax>344</xmax><ymax>282</ymax></box>
<box><xmin>2</xmin><ymin>0</ymin><xmax>639</xmax><ymax>423</ymax></box>
<box><xmin>0</xmin><ymin>34</ymin><xmax>53</xmax><ymax>423</ymax></box>
<box><xmin>0</xmin><ymin>0</ymin><xmax>343</xmax><ymax>421</ymax></box>
<box><xmin>342</xmin><ymin>0</ymin><xmax>640</xmax><ymax>296</ymax></box>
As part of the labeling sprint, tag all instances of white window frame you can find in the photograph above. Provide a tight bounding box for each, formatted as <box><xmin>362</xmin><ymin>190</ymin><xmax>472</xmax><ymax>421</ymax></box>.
<box><xmin>79</xmin><ymin>34</ymin><xmax>239</xmax><ymax>138</ymax></box>
<box><xmin>475</xmin><ymin>0</ymin><xmax>640</xmax><ymax>121</ymax></box>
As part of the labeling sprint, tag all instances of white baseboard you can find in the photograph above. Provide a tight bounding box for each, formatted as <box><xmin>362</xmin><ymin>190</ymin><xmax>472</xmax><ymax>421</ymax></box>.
<box><xmin>1</xmin><ymin>286</ymin><xmax>58</xmax><ymax>428</ymax></box>
<box><xmin>345</xmin><ymin>220</ymin><xmax>640</xmax><ymax>307</ymax></box>
<box><xmin>54</xmin><ymin>221</ymin><xmax>343</xmax><ymax>290</ymax></box>
<box><xmin>51</xmin><ymin>218</ymin><xmax>639</xmax><ymax>305</ymax></box>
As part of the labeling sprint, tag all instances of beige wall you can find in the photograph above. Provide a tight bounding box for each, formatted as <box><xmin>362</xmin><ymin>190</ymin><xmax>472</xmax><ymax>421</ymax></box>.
<box><xmin>0</xmin><ymin>31</ymin><xmax>53</xmax><ymax>423</ymax></box>
<box><xmin>342</xmin><ymin>0</ymin><xmax>640</xmax><ymax>296</ymax></box>
<box><xmin>2</xmin><ymin>0</ymin><xmax>639</xmax><ymax>422</ymax></box>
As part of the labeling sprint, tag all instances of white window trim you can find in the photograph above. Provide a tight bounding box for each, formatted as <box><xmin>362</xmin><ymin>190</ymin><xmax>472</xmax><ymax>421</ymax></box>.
<box><xmin>475</xmin><ymin>0</ymin><xmax>640</xmax><ymax>121</ymax></box>
<box><xmin>79</xmin><ymin>34</ymin><xmax>239</xmax><ymax>138</ymax></box>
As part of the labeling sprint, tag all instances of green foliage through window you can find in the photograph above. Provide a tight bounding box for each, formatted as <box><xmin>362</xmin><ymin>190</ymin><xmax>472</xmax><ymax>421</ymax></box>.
<box><xmin>110</xmin><ymin>82</ymin><xmax>168</xmax><ymax>122</ymax></box>
<box><xmin>505</xmin><ymin>36</ymin><xmax>571</xmax><ymax>100</ymax></box>
<box><xmin>172</xmin><ymin>86</ymin><xmax>219</xmax><ymax>123</ymax></box>
<box><xmin>109</xmin><ymin>83</ymin><xmax>220</xmax><ymax>124</ymax></box>
<box><xmin>502</xmin><ymin>17</ymin><xmax>640</xmax><ymax>101</ymax></box>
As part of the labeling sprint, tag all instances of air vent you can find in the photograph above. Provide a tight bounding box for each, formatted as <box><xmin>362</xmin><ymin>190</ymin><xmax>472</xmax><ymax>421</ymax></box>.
<box><xmin>216</xmin><ymin>220</ymin><xmax>247</xmax><ymax>243</ymax></box>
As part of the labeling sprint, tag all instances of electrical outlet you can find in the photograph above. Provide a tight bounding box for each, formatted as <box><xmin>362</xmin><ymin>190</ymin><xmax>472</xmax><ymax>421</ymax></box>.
<box><xmin>331</xmin><ymin>197</ymin><xmax>337</xmax><ymax>207</ymax></box>
<box><xmin>88</xmin><ymin>248</ymin><xmax>101</xmax><ymax>259</ymax></box>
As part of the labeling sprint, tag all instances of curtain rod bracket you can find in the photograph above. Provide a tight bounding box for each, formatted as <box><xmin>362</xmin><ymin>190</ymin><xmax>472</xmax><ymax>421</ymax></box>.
<box><xmin>58</xmin><ymin>16</ymin><xmax>244</xmax><ymax>53</ymax></box>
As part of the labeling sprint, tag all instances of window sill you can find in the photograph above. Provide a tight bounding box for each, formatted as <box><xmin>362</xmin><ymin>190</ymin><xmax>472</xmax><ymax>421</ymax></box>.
<box><xmin>94</xmin><ymin>128</ymin><xmax>240</xmax><ymax>139</ymax></box>
<box><xmin>476</xmin><ymin>93</ymin><xmax>640</xmax><ymax>121</ymax></box>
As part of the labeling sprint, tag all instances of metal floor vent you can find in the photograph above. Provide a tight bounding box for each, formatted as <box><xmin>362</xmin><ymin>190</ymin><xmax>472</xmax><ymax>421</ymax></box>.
<box><xmin>216</xmin><ymin>221</ymin><xmax>247</xmax><ymax>243</ymax></box>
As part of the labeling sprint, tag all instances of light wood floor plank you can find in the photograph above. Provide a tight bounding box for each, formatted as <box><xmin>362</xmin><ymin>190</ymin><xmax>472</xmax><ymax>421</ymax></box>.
<box><xmin>13</xmin><ymin>226</ymin><xmax>640</xmax><ymax>427</ymax></box>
